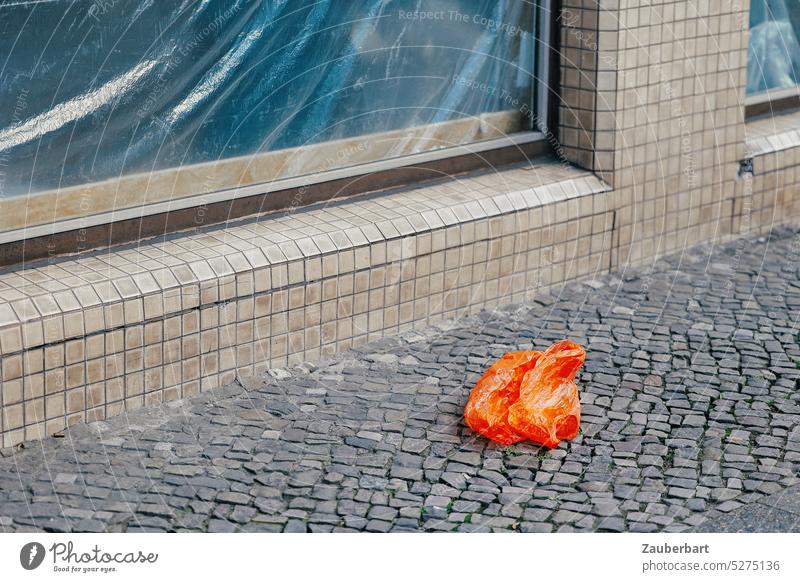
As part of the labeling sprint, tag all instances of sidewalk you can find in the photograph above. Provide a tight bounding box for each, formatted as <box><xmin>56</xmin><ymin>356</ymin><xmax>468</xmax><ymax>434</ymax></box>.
<box><xmin>1</xmin><ymin>226</ymin><xmax>799</xmax><ymax>533</ymax></box>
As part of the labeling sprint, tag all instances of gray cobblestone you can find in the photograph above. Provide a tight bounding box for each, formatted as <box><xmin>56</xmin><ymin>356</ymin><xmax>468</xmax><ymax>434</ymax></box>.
<box><xmin>2</xmin><ymin>228</ymin><xmax>800</xmax><ymax>532</ymax></box>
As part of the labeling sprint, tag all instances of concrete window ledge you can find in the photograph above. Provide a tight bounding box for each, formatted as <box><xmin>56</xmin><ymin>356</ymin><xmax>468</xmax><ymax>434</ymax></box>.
<box><xmin>746</xmin><ymin>109</ymin><xmax>800</xmax><ymax>158</ymax></box>
<box><xmin>0</xmin><ymin>158</ymin><xmax>612</xmax><ymax>447</ymax></box>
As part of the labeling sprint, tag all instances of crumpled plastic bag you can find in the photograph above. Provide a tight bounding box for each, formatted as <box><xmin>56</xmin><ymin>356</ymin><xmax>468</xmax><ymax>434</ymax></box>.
<box><xmin>464</xmin><ymin>340</ymin><xmax>586</xmax><ymax>448</ymax></box>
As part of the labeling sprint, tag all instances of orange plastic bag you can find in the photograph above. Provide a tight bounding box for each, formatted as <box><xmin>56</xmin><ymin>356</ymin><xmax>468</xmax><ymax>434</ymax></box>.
<box><xmin>463</xmin><ymin>351</ymin><xmax>541</xmax><ymax>445</ymax></box>
<box><xmin>464</xmin><ymin>340</ymin><xmax>585</xmax><ymax>448</ymax></box>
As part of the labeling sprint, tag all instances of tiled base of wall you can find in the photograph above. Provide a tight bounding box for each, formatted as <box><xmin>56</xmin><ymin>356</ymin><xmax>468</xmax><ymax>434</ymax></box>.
<box><xmin>613</xmin><ymin>190</ymin><xmax>737</xmax><ymax>268</ymax></box>
<box><xmin>610</xmin><ymin>112</ymin><xmax>800</xmax><ymax>270</ymax></box>
<box><xmin>0</xmin><ymin>158</ymin><xmax>613</xmax><ymax>448</ymax></box>
<box><xmin>737</xmin><ymin>112</ymin><xmax>800</xmax><ymax>235</ymax></box>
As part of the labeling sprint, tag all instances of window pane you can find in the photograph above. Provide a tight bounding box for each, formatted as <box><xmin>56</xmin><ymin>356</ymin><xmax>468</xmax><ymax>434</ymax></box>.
<box><xmin>0</xmin><ymin>1</ymin><xmax>540</xmax><ymax>200</ymax></box>
<box><xmin>748</xmin><ymin>0</ymin><xmax>800</xmax><ymax>95</ymax></box>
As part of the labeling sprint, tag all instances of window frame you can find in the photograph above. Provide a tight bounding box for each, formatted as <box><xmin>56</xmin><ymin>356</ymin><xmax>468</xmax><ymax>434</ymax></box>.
<box><xmin>744</xmin><ymin>1</ymin><xmax>800</xmax><ymax>119</ymax></box>
<box><xmin>0</xmin><ymin>0</ymin><xmax>556</xmax><ymax>251</ymax></box>
<box><xmin>745</xmin><ymin>86</ymin><xmax>800</xmax><ymax>119</ymax></box>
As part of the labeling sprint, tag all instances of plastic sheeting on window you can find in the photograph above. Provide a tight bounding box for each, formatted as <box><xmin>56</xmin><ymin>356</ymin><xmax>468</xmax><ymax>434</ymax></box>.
<box><xmin>748</xmin><ymin>0</ymin><xmax>800</xmax><ymax>95</ymax></box>
<box><xmin>0</xmin><ymin>0</ymin><xmax>539</xmax><ymax>200</ymax></box>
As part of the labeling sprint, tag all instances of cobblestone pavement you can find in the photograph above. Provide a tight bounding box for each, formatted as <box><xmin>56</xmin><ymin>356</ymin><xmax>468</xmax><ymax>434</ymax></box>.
<box><xmin>2</xmin><ymin>227</ymin><xmax>800</xmax><ymax>533</ymax></box>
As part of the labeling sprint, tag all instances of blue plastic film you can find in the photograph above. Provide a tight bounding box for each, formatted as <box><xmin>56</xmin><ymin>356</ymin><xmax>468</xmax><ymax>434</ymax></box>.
<box><xmin>747</xmin><ymin>0</ymin><xmax>800</xmax><ymax>95</ymax></box>
<box><xmin>0</xmin><ymin>0</ymin><xmax>538</xmax><ymax>199</ymax></box>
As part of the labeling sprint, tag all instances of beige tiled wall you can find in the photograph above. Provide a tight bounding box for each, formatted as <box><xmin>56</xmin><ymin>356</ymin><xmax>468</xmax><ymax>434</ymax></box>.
<box><xmin>559</xmin><ymin>0</ymin><xmax>619</xmax><ymax>184</ymax></box>
<box><xmin>560</xmin><ymin>1</ymin><xmax>772</xmax><ymax>266</ymax></box>
<box><xmin>612</xmin><ymin>0</ymin><xmax>748</xmax><ymax>264</ymax></box>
